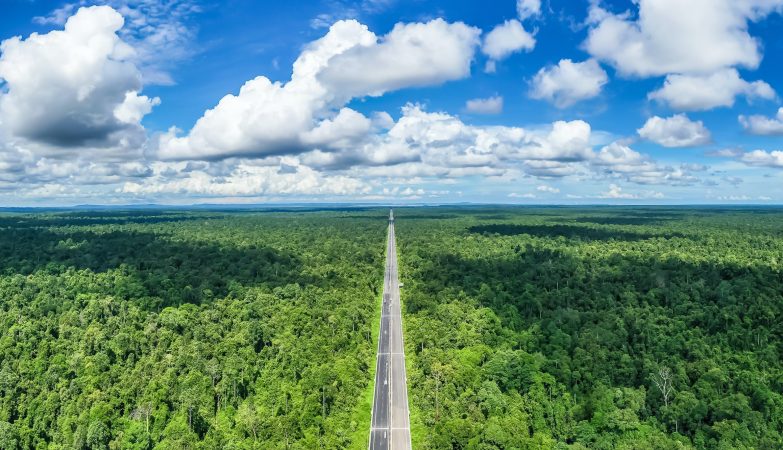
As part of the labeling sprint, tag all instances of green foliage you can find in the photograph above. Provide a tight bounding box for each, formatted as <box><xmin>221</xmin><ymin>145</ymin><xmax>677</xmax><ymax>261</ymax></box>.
<box><xmin>396</xmin><ymin>206</ymin><xmax>783</xmax><ymax>449</ymax></box>
<box><xmin>2</xmin><ymin>206</ymin><xmax>782</xmax><ymax>449</ymax></box>
<box><xmin>0</xmin><ymin>210</ymin><xmax>384</xmax><ymax>448</ymax></box>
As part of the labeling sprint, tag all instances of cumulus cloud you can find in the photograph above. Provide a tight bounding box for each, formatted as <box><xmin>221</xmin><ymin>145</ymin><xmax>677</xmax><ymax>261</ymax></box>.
<box><xmin>648</xmin><ymin>69</ymin><xmax>775</xmax><ymax>111</ymax></box>
<box><xmin>159</xmin><ymin>19</ymin><xmax>481</xmax><ymax>160</ymax></box>
<box><xmin>465</xmin><ymin>96</ymin><xmax>503</xmax><ymax>114</ymax></box>
<box><xmin>482</xmin><ymin>19</ymin><xmax>535</xmax><ymax>71</ymax></box>
<box><xmin>300</xmin><ymin>107</ymin><xmax>373</xmax><ymax>148</ymax></box>
<box><xmin>739</xmin><ymin>150</ymin><xmax>783</xmax><ymax>168</ymax></box>
<box><xmin>593</xmin><ymin>142</ymin><xmax>648</xmax><ymax>167</ymax></box>
<box><xmin>517</xmin><ymin>0</ymin><xmax>541</xmax><ymax>20</ymax></box>
<box><xmin>591</xmin><ymin>142</ymin><xmax>701</xmax><ymax>185</ymax></box>
<box><xmin>739</xmin><ymin>108</ymin><xmax>783</xmax><ymax>135</ymax></box>
<box><xmin>537</xmin><ymin>184</ymin><xmax>560</xmax><ymax>193</ymax></box>
<box><xmin>318</xmin><ymin>19</ymin><xmax>481</xmax><ymax>100</ymax></box>
<box><xmin>121</xmin><ymin>160</ymin><xmax>370</xmax><ymax>197</ymax></box>
<box><xmin>0</xmin><ymin>2</ymin><xmax>748</xmax><ymax>204</ymax></box>
<box><xmin>0</xmin><ymin>6</ymin><xmax>158</xmax><ymax>149</ymax></box>
<box><xmin>529</xmin><ymin>59</ymin><xmax>608</xmax><ymax>108</ymax></box>
<box><xmin>34</xmin><ymin>0</ymin><xmax>202</xmax><ymax>85</ymax></box>
<box><xmin>114</xmin><ymin>92</ymin><xmax>162</xmax><ymax>124</ymax></box>
<box><xmin>338</xmin><ymin>105</ymin><xmax>592</xmax><ymax>170</ymax></box>
<box><xmin>584</xmin><ymin>0</ymin><xmax>782</xmax><ymax>77</ymax></box>
<box><xmin>601</xmin><ymin>184</ymin><xmax>636</xmax><ymax>199</ymax></box>
<box><xmin>637</xmin><ymin>115</ymin><xmax>711</xmax><ymax>148</ymax></box>
<box><xmin>294</xmin><ymin>104</ymin><xmax>595</xmax><ymax>186</ymax></box>
<box><xmin>600</xmin><ymin>183</ymin><xmax>664</xmax><ymax>199</ymax></box>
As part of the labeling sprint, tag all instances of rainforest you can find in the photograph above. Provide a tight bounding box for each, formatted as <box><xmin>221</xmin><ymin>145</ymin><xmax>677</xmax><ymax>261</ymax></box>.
<box><xmin>0</xmin><ymin>206</ymin><xmax>781</xmax><ymax>449</ymax></box>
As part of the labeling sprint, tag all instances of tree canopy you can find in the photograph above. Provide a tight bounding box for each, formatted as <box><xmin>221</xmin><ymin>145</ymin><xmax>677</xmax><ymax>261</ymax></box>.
<box><xmin>1</xmin><ymin>206</ymin><xmax>781</xmax><ymax>449</ymax></box>
<box><xmin>396</xmin><ymin>206</ymin><xmax>783</xmax><ymax>449</ymax></box>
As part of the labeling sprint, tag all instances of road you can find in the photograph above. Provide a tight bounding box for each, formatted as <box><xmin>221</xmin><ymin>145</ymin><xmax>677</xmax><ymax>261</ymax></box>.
<box><xmin>369</xmin><ymin>210</ymin><xmax>412</xmax><ymax>450</ymax></box>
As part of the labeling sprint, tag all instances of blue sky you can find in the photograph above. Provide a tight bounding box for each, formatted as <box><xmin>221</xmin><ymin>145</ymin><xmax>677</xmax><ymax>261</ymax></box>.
<box><xmin>0</xmin><ymin>0</ymin><xmax>782</xmax><ymax>205</ymax></box>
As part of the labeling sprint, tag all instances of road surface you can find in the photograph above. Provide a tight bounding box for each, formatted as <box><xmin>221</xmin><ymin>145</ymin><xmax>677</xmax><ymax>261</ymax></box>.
<box><xmin>369</xmin><ymin>210</ymin><xmax>412</xmax><ymax>450</ymax></box>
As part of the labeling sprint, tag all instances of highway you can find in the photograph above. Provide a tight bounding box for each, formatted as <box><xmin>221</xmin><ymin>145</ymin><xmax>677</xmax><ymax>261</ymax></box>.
<box><xmin>369</xmin><ymin>210</ymin><xmax>412</xmax><ymax>450</ymax></box>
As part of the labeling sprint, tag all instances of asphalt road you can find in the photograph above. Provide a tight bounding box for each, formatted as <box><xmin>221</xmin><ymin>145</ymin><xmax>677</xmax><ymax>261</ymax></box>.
<box><xmin>369</xmin><ymin>210</ymin><xmax>412</xmax><ymax>450</ymax></box>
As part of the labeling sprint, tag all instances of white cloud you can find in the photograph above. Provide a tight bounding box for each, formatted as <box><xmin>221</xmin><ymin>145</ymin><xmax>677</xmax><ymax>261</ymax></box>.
<box><xmin>584</xmin><ymin>0</ymin><xmax>783</xmax><ymax>77</ymax></box>
<box><xmin>114</xmin><ymin>92</ymin><xmax>162</xmax><ymax>124</ymax></box>
<box><xmin>717</xmin><ymin>195</ymin><xmax>752</xmax><ymax>201</ymax></box>
<box><xmin>602</xmin><ymin>184</ymin><xmax>636</xmax><ymax>199</ymax></box>
<box><xmin>318</xmin><ymin>19</ymin><xmax>481</xmax><ymax>100</ymax></box>
<box><xmin>529</xmin><ymin>59</ymin><xmax>608</xmax><ymax>108</ymax></box>
<box><xmin>481</xmin><ymin>19</ymin><xmax>535</xmax><ymax>71</ymax></box>
<box><xmin>371</xmin><ymin>111</ymin><xmax>395</xmax><ymax>130</ymax></box>
<box><xmin>707</xmin><ymin>148</ymin><xmax>745</xmax><ymax>158</ymax></box>
<box><xmin>648</xmin><ymin>68</ymin><xmax>775</xmax><ymax>111</ymax></box>
<box><xmin>160</xmin><ymin>19</ymin><xmax>480</xmax><ymax>160</ymax></box>
<box><xmin>121</xmin><ymin>161</ymin><xmax>370</xmax><ymax>197</ymax></box>
<box><xmin>517</xmin><ymin>0</ymin><xmax>541</xmax><ymax>20</ymax></box>
<box><xmin>299</xmin><ymin>104</ymin><xmax>595</xmax><ymax>184</ymax></box>
<box><xmin>638</xmin><ymin>115</ymin><xmax>711</xmax><ymax>148</ymax></box>
<box><xmin>300</xmin><ymin>107</ymin><xmax>372</xmax><ymax>148</ymax></box>
<box><xmin>33</xmin><ymin>4</ymin><xmax>79</xmax><ymax>26</ymax></box>
<box><xmin>522</xmin><ymin>160</ymin><xmax>583</xmax><ymax>178</ymax></box>
<box><xmin>593</xmin><ymin>142</ymin><xmax>646</xmax><ymax>166</ymax></box>
<box><xmin>739</xmin><ymin>108</ymin><xmax>783</xmax><ymax>135</ymax></box>
<box><xmin>0</xmin><ymin>6</ymin><xmax>158</xmax><ymax>149</ymax></box>
<box><xmin>380</xmin><ymin>186</ymin><xmax>425</xmax><ymax>198</ymax></box>
<box><xmin>509</xmin><ymin>192</ymin><xmax>536</xmax><ymax>198</ymax></box>
<box><xmin>35</xmin><ymin>1</ymin><xmax>202</xmax><ymax>85</ymax></box>
<box><xmin>530</xmin><ymin>120</ymin><xmax>593</xmax><ymax>161</ymax></box>
<box><xmin>591</xmin><ymin>142</ymin><xmax>702</xmax><ymax>186</ymax></box>
<box><xmin>465</xmin><ymin>96</ymin><xmax>503</xmax><ymax>114</ymax></box>
<box><xmin>537</xmin><ymin>184</ymin><xmax>560</xmax><ymax>193</ymax></box>
<box><xmin>387</xmin><ymin>105</ymin><xmax>588</xmax><ymax>165</ymax></box>
<box><xmin>600</xmin><ymin>183</ymin><xmax>664</xmax><ymax>199</ymax></box>
<box><xmin>0</xmin><ymin>2</ymin><xmax>758</xmax><ymax>204</ymax></box>
<box><xmin>739</xmin><ymin>150</ymin><xmax>783</xmax><ymax>168</ymax></box>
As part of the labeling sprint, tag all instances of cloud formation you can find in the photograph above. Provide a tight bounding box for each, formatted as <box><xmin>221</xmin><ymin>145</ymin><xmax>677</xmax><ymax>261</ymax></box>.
<box><xmin>122</xmin><ymin>161</ymin><xmax>370</xmax><ymax>197</ymax></box>
<box><xmin>529</xmin><ymin>59</ymin><xmax>608</xmax><ymax>108</ymax></box>
<box><xmin>739</xmin><ymin>108</ymin><xmax>783</xmax><ymax>135</ymax></box>
<box><xmin>0</xmin><ymin>1</ymin><xmax>774</xmax><ymax>204</ymax></box>
<box><xmin>34</xmin><ymin>0</ymin><xmax>202</xmax><ymax>85</ymax></box>
<box><xmin>648</xmin><ymin>69</ymin><xmax>775</xmax><ymax>111</ymax></box>
<box><xmin>0</xmin><ymin>6</ymin><xmax>158</xmax><ymax>149</ymax></box>
<box><xmin>739</xmin><ymin>150</ymin><xmax>783</xmax><ymax>168</ymax></box>
<box><xmin>600</xmin><ymin>183</ymin><xmax>663</xmax><ymax>200</ymax></box>
<box><xmin>585</xmin><ymin>0</ymin><xmax>781</xmax><ymax>115</ymax></box>
<box><xmin>638</xmin><ymin>115</ymin><xmax>711</xmax><ymax>148</ymax></box>
<box><xmin>584</xmin><ymin>0</ymin><xmax>781</xmax><ymax>77</ymax></box>
<box><xmin>591</xmin><ymin>142</ymin><xmax>701</xmax><ymax>186</ymax></box>
<box><xmin>465</xmin><ymin>96</ymin><xmax>503</xmax><ymax>114</ymax></box>
<box><xmin>481</xmin><ymin>19</ymin><xmax>535</xmax><ymax>72</ymax></box>
<box><xmin>159</xmin><ymin>19</ymin><xmax>481</xmax><ymax>160</ymax></box>
<box><xmin>516</xmin><ymin>0</ymin><xmax>541</xmax><ymax>20</ymax></box>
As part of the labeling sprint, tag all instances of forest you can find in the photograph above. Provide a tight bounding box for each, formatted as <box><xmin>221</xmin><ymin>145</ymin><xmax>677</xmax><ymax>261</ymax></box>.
<box><xmin>396</xmin><ymin>206</ymin><xmax>783</xmax><ymax>449</ymax></box>
<box><xmin>0</xmin><ymin>206</ymin><xmax>782</xmax><ymax>449</ymax></box>
<box><xmin>0</xmin><ymin>210</ymin><xmax>384</xmax><ymax>449</ymax></box>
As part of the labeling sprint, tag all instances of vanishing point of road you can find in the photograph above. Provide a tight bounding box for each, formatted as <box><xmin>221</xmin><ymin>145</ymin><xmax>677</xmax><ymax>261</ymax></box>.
<box><xmin>369</xmin><ymin>210</ymin><xmax>412</xmax><ymax>450</ymax></box>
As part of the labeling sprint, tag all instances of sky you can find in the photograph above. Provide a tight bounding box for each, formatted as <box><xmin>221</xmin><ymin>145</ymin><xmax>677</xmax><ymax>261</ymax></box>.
<box><xmin>0</xmin><ymin>0</ymin><xmax>782</xmax><ymax>206</ymax></box>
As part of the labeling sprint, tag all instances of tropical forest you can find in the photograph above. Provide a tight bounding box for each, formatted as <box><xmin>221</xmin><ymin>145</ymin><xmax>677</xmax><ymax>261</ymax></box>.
<box><xmin>0</xmin><ymin>206</ymin><xmax>781</xmax><ymax>449</ymax></box>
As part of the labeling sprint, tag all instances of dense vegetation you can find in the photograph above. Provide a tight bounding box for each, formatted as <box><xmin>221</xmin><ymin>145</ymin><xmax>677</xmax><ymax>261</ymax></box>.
<box><xmin>1</xmin><ymin>206</ymin><xmax>782</xmax><ymax>449</ymax></box>
<box><xmin>0</xmin><ymin>210</ymin><xmax>384</xmax><ymax>449</ymax></box>
<box><xmin>396</xmin><ymin>207</ymin><xmax>783</xmax><ymax>449</ymax></box>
